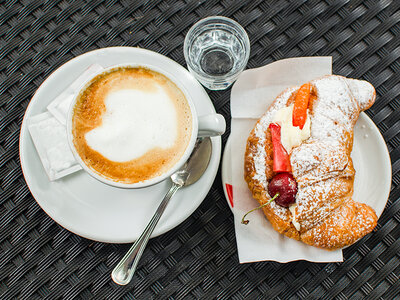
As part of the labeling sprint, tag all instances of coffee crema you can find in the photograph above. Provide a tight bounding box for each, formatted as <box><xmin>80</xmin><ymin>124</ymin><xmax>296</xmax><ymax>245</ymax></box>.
<box><xmin>72</xmin><ymin>67</ymin><xmax>193</xmax><ymax>184</ymax></box>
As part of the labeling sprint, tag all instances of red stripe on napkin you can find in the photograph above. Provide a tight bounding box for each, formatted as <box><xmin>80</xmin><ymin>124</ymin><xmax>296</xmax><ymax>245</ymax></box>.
<box><xmin>226</xmin><ymin>184</ymin><xmax>233</xmax><ymax>207</ymax></box>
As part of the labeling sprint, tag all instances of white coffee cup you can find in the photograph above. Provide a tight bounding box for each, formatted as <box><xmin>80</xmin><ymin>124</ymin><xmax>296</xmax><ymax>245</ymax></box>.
<box><xmin>66</xmin><ymin>63</ymin><xmax>225</xmax><ymax>188</ymax></box>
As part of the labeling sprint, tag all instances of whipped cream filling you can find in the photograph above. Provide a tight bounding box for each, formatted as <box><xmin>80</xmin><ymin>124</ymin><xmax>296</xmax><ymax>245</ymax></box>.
<box><xmin>273</xmin><ymin>104</ymin><xmax>311</xmax><ymax>153</ymax></box>
<box><xmin>289</xmin><ymin>204</ymin><xmax>300</xmax><ymax>231</ymax></box>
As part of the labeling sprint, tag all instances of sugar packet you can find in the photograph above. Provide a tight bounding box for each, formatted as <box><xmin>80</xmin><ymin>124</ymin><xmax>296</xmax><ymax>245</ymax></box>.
<box><xmin>28</xmin><ymin>112</ymin><xmax>81</xmax><ymax>181</ymax></box>
<box><xmin>28</xmin><ymin>64</ymin><xmax>104</xmax><ymax>180</ymax></box>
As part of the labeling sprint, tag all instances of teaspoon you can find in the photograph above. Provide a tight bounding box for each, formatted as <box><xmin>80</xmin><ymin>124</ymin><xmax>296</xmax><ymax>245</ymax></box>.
<box><xmin>111</xmin><ymin>137</ymin><xmax>212</xmax><ymax>285</ymax></box>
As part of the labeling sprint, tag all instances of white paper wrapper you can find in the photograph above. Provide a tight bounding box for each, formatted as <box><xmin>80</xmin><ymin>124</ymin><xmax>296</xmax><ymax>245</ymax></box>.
<box><xmin>28</xmin><ymin>112</ymin><xmax>82</xmax><ymax>181</ymax></box>
<box><xmin>230</xmin><ymin>57</ymin><xmax>344</xmax><ymax>263</ymax></box>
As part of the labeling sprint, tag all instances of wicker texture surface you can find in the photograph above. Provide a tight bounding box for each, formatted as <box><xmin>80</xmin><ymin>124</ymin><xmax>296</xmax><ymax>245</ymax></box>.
<box><xmin>1</xmin><ymin>0</ymin><xmax>400</xmax><ymax>299</ymax></box>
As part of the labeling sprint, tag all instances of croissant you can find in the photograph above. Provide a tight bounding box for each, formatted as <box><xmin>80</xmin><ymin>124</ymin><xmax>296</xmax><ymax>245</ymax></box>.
<box><xmin>244</xmin><ymin>75</ymin><xmax>377</xmax><ymax>250</ymax></box>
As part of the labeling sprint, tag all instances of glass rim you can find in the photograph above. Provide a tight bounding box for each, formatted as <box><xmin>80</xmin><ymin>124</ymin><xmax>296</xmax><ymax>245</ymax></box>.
<box><xmin>183</xmin><ymin>16</ymin><xmax>251</xmax><ymax>75</ymax></box>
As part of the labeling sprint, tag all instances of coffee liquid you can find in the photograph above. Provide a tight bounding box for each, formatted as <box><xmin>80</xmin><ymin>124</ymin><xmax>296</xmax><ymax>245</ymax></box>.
<box><xmin>72</xmin><ymin>67</ymin><xmax>192</xmax><ymax>184</ymax></box>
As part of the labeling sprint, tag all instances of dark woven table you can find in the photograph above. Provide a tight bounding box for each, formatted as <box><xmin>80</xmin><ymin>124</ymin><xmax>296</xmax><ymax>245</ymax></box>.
<box><xmin>1</xmin><ymin>0</ymin><xmax>400</xmax><ymax>299</ymax></box>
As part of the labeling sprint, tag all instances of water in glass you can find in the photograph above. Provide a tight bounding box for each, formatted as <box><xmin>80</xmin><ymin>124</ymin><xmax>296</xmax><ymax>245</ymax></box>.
<box><xmin>184</xmin><ymin>17</ymin><xmax>250</xmax><ymax>90</ymax></box>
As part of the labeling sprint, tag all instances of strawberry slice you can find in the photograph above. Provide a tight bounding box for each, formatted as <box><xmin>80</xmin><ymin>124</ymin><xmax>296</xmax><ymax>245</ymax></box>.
<box><xmin>269</xmin><ymin>123</ymin><xmax>291</xmax><ymax>173</ymax></box>
<box><xmin>292</xmin><ymin>83</ymin><xmax>311</xmax><ymax>129</ymax></box>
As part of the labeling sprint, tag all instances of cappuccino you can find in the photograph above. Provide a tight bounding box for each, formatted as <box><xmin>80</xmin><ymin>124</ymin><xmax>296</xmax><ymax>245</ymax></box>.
<box><xmin>71</xmin><ymin>67</ymin><xmax>193</xmax><ymax>184</ymax></box>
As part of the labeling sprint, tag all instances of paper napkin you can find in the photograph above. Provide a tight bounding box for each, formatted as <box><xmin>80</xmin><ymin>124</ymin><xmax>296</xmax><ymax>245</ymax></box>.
<box><xmin>230</xmin><ymin>57</ymin><xmax>344</xmax><ymax>263</ymax></box>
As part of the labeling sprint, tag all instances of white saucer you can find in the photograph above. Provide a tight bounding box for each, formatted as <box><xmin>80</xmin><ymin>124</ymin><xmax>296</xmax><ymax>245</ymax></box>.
<box><xmin>222</xmin><ymin>113</ymin><xmax>391</xmax><ymax>219</ymax></box>
<box><xmin>20</xmin><ymin>47</ymin><xmax>221</xmax><ymax>243</ymax></box>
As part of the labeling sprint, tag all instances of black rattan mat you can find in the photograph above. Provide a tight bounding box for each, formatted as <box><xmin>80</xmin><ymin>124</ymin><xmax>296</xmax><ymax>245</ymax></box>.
<box><xmin>1</xmin><ymin>0</ymin><xmax>400</xmax><ymax>299</ymax></box>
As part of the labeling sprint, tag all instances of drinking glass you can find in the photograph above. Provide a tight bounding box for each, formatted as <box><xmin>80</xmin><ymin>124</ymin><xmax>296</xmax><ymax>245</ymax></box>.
<box><xmin>184</xmin><ymin>16</ymin><xmax>250</xmax><ymax>90</ymax></box>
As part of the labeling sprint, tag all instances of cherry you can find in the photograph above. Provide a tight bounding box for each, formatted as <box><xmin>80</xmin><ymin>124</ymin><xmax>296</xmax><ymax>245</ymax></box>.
<box><xmin>268</xmin><ymin>172</ymin><xmax>298</xmax><ymax>207</ymax></box>
<box><xmin>241</xmin><ymin>172</ymin><xmax>299</xmax><ymax>225</ymax></box>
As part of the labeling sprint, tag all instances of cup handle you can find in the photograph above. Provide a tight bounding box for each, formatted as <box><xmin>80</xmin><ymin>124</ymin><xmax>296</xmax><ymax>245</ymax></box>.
<box><xmin>198</xmin><ymin>114</ymin><xmax>226</xmax><ymax>137</ymax></box>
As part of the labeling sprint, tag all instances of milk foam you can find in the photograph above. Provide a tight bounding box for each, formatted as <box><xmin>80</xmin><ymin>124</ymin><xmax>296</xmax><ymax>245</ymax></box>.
<box><xmin>85</xmin><ymin>85</ymin><xmax>178</xmax><ymax>162</ymax></box>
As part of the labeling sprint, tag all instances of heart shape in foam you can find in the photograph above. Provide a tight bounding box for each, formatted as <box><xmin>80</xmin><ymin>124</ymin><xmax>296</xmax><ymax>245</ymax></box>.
<box><xmin>85</xmin><ymin>86</ymin><xmax>177</xmax><ymax>162</ymax></box>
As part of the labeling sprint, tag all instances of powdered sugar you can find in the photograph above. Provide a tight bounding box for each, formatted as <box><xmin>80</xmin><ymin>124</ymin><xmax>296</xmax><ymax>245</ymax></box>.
<box><xmin>253</xmin><ymin>143</ymin><xmax>268</xmax><ymax>188</ymax></box>
<box><xmin>251</xmin><ymin>76</ymin><xmax>363</xmax><ymax>187</ymax></box>
<box><xmin>269</xmin><ymin>200</ymin><xmax>289</xmax><ymax>220</ymax></box>
<box><xmin>248</xmin><ymin>75</ymin><xmax>376</xmax><ymax>240</ymax></box>
<box><xmin>291</xmin><ymin>140</ymin><xmax>349</xmax><ymax>184</ymax></box>
<box><xmin>310</xmin><ymin>77</ymin><xmax>359</xmax><ymax>148</ymax></box>
<box><xmin>346</xmin><ymin>78</ymin><xmax>376</xmax><ymax>111</ymax></box>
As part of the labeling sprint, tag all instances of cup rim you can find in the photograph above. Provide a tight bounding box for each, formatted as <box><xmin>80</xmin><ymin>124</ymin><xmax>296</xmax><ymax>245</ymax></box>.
<box><xmin>66</xmin><ymin>63</ymin><xmax>199</xmax><ymax>189</ymax></box>
<box><xmin>183</xmin><ymin>16</ymin><xmax>251</xmax><ymax>80</ymax></box>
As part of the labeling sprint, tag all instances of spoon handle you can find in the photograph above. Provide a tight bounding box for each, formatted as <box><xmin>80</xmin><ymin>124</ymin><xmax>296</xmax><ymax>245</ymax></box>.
<box><xmin>111</xmin><ymin>183</ymin><xmax>181</xmax><ymax>285</ymax></box>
